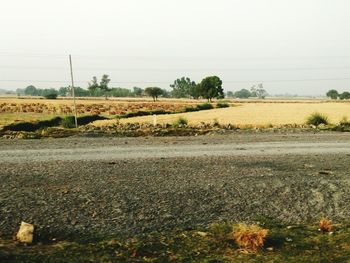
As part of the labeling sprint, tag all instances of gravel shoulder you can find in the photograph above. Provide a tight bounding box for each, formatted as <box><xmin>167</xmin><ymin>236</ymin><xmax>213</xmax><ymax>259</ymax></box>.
<box><xmin>1</xmin><ymin>131</ymin><xmax>350</xmax><ymax>241</ymax></box>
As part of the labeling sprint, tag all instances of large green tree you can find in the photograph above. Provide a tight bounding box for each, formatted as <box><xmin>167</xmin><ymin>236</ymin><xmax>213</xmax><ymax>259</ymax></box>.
<box><xmin>198</xmin><ymin>76</ymin><xmax>224</xmax><ymax>101</ymax></box>
<box><xmin>326</xmin><ymin>89</ymin><xmax>339</xmax><ymax>100</ymax></box>
<box><xmin>145</xmin><ymin>87</ymin><xmax>163</xmax><ymax>101</ymax></box>
<box><xmin>339</xmin><ymin>91</ymin><xmax>350</xmax><ymax>100</ymax></box>
<box><xmin>88</xmin><ymin>75</ymin><xmax>111</xmax><ymax>97</ymax></box>
<box><xmin>170</xmin><ymin>77</ymin><xmax>197</xmax><ymax>98</ymax></box>
<box><xmin>24</xmin><ymin>85</ymin><xmax>38</xmax><ymax>96</ymax></box>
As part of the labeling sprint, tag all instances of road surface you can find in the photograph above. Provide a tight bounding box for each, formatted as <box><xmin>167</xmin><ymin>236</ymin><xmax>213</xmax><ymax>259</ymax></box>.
<box><xmin>1</xmin><ymin>132</ymin><xmax>350</xmax><ymax>240</ymax></box>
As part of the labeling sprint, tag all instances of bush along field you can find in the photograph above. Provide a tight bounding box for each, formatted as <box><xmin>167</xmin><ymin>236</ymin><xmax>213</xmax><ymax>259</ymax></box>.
<box><xmin>1</xmin><ymin>219</ymin><xmax>350</xmax><ymax>262</ymax></box>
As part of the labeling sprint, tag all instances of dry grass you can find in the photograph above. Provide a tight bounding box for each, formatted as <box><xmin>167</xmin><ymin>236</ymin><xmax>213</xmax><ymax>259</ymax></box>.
<box><xmin>0</xmin><ymin>98</ymin><xmax>198</xmax><ymax>116</ymax></box>
<box><xmin>2</xmin><ymin>97</ymin><xmax>350</xmax><ymax>127</ymax></box>
<box><xmin>111</xmin><ymin>102</ymin><xmax>350</xmax><ymax>127</ymax></box>
<box><xmin>232</xmin><ymin>224</ymin><xmax>268</xmax><ymax>252</ymax></box>
<box><xmin>319</xmin><ymin>219</ymin><xmax>333</xmax><ymax>232</ymax></box>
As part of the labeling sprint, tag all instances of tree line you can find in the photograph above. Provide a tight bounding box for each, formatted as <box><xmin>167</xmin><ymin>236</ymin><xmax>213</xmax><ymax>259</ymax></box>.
<box><xmin>326</xmin><ymin>89</ymin><xmax>350</xmax><ymax>100</ymax></box>
<box><xmin>19</xmin><ymin>74</ymin><xmax>267</xmax><ymax>100</ymax></box>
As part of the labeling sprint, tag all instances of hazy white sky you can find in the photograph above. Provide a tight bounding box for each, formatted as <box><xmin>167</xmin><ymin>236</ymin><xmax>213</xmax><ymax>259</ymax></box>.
<box><xmin>1</xmin><ymin>0</ymin><xmax>350</xmax><ymax>95</ymax></box>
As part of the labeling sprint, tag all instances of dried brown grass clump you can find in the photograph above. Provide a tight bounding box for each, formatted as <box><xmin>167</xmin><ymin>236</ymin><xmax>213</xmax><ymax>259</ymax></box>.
<box><xmin>232</xmin><ymin>224</ymin><xmax>268</xmax><ymax>252</ymax></box>
<box><xmin>319</xmin><ymin>219</ymin><xmax>333</xmax><ymax>232</ymax></box>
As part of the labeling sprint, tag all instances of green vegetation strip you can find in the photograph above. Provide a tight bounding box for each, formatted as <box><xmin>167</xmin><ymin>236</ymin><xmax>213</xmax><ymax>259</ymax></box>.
<box><xmin>1</xmin><ymin>115</ymin><xmax>108</xmax><ymax>132</ymax></box>
<box><xmin>1</xmin><ymin>221</ymin><xmax>350</xmax><ymax>262</ymax></box>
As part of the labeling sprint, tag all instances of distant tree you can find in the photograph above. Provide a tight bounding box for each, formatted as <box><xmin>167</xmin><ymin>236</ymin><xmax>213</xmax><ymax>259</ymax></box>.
<box><xmin>198</xmin><ymin>76</ymin><xmax>224</xmax><ymax>102</ymax></box>
<box><xmin>189</xmin><ymin>84</ymin><xmax>201</xmax><ymax>99</ymax></box>
<box><xmin>133</xmin><ymin>87</ymin><xmax>144</xmax><ymax>97</ymax></box>
<box><xmin>24</xmin><ymin>85</ymin><xmax>38</xmax><ymax>96</ymax></box>
<box><xmin>326</xmin><ymin>89</ymin><xmax>339</xmax><ymax>100</ymax></box>
<box><xmin>226</xmin><ymin>91</ymin><xmax>234</xmax><ymax>98</ymax></box>
<box><xmin>110</xmin><ymin>87</ymin><xmax>133</xmax><ymax>97</ymax></box>
<box><xmin>339</xmin><ymin>91</ymin><xmax>350</xmax><ymax>100</ymax></box>
<box><xmin>74</xmin><ymin>87</ymin><xmax>89</xmax><ymax>97</ymax></box>
<box><xmin>58</xmin><ymin>86</ymin><xmax>70</xmax><ymax>97</ymax></box>
<box><xmin>16</xmin><ymin>88</ymin><xmax>25</xmax><ymax>96</ymax></box>
<box><xmin>161</xmin><ymin>89</ymin><xmax>171</xmax><ymax>98</ymax></box>
<box><xmin>88</xmin><ymin>75</ymin><xmax>111</xmax><ymax>97</ymax></box>
<box><xmin>250</xmin><ymin>83</ymin><xmax>268</xmax><ymax>99</ymax></box>
<box><xmin>44</xmin><ymin>93</ymin><xmax>58</xmax><ymax>99</ymax></box>
<box><xmin>170</xmin><ymin>77</ymin><xmax>197</xmax><ymax>98</ymax></box>
<box><xmin>88</xmin><ymin>76</ymin><xmax>99</xmax><ymax>95</ymax></box>
<box><xmin>234</xmin><ymin>89</ymin><xmax>251</xmax><ymax>98</ymax></box>
<box><xmin>99</xmin><ymin>74</ymin><xmax>111</xmax><ymax>92</ymax></box>
<box><xmin>41</xmin><ymin>88</ymin><xmax>58</xmax><ymax>97</ymax></box>
<box><xmin>145</xmin><ymin>87</ymin><xmax>163</xmax><ymax>101</ymax></box>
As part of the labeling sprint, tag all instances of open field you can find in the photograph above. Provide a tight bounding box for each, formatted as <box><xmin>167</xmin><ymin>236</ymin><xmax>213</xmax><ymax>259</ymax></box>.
<box><xmin>98</xmin><ymin>101</ymin><xmax>350</xmax><ymax>127</ymax></box>
<box><xmin>0</xmin><ymin>97</ymin><xmax>199</xmax><ymax>125</ymax></box>
<box><xmin>1</xmin><ymin>97</ymin><xmax>350</xmax><ymax>128</ymax></box>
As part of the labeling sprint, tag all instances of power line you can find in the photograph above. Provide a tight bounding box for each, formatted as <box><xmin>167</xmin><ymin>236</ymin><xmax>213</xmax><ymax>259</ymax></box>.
<box><xmin>1</xmin><ymin>65</ymin><xmax>350</xmax><ymax>72</ymax></box>
<box><xmin>1</xmin><ymin>77</ymin><xmax>350</xmax><ymax>84</ymax></box>
<box><xmin>1</xmin><ymin>52</ymin><xmax>350</xmax><ymax>61</ymax></box>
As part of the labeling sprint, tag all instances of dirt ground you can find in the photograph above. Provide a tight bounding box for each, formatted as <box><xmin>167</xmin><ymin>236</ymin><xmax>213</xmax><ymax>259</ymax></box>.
<box><xmin>1</xmin><ymin>132</ymin><xmax>350</xmax><ymax>242</ymax></box>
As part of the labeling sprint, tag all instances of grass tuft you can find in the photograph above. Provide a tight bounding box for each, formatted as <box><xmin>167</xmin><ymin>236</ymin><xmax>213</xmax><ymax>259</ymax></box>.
<box><xmin>319</xmin><ymin>219</ymin><xmax>333</xmax><ymax>233</ymax></box>
<box><xmin>172</xmin><ymin>117</ymin><xmax>188</xmax><ymax>127</ymax></box>
<box><xmin>196</xmin><ymin>103</ymin><xmax>214</xmax><ymax>111</ymax></box>
<box><xmin>232</xmin><ymin>224</ymin><xmax>268</xmax><ymax>252</ymax></box>
<box><xmin>306</xmin><ymin>112</ymin><xmax>329</xmax><ymax>126</ymax></box>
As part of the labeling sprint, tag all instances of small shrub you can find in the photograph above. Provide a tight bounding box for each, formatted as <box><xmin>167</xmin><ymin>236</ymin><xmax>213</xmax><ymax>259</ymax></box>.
<box><xmin>232</xmin><ymin>224</ymin><xmax>268</xmax><ymax>252</ymax></box>
<box><xmin>306</xmin><ymin>112</ymin><xmax>329</xmax><ymax>126</ymax></box>
<box><xmin>121</xmin><ymin>110</ymin><xmax>150</xmax><ymax>118</ymax></box>
<box><xmin>173</xmin><ymin>117</ymin><xmax>188</xmax><ymax>127</ymax></box>
<box><xmin>120</xmin><ymin>110</ymin><xmax>172</xmax><ymax>118</ymax></box>
<box><xmin>44</xmin><ymin>93</ymin><xmax>58</xmax><ymax>99</ymax></box>
<box><xmin>150</xmin><ymin>109</ymin><xmax>171</xmax><ymax>115</ymax></box>
<box><xmin>213</xmin><ymin>118</ymin><xmax>220</xmax><ymax>127</ymax></box>
<box><xmin>216</xmin><ymin>102</ymin><xmax>230</xmax><ymax>108</ymax></box>
<box><xmin>332</xmin><ymin>116</ymin><xmax>350</xmax><ymax>131</ymax></box>
<box><xmin>340</xmin><ymin>116</ymin><xmax>350</xmax><ymax>126</ymax></box>
<box><xmin>61</xmin><ymin>116</ymin><xmax>76</xmax><ymax>128</ymax></box>
<box><xmin>196</xmin><ymin>103</ymin><xmax>213</xmax><ymax>111</ymax></box>
<box><xmin>183</xmin><ymin>106</ymin><xmax>197</xmax><ymax>112</ymax></box>
<box><xmin>319</xmin><ymin>219</ymin><xmax>333</xmax><ymax>232</ymax></box>
<box><xmin>209</xmin><ymin>222</ymin><xmax>233</xmax><ymax>242</ymax></box>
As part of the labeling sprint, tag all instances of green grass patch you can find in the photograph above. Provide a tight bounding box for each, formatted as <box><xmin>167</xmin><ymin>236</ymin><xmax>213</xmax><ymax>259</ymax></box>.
<box><xmin>2</xmin><ymin>115</ymin><xmax>109</xmax><ymax>131</ymax></box>
<box><xmin>306</xmin><ymin>112</ymin><xmax>329</xmax><ymax>126</ymax></box>
<box><xmin>0</xmin><ymin>113</ymin><xmax>62</xmax><ymax>126</ymax></box>
<box><xmin>173</xmin><ymin>117</ymin><xmax>188</xmax><ymax>127</ymax></box>
<box><xmin>119</xmin><ymin>109</ymin><xmax>172</xmax><ymax>119</ymax></box>
<box><xmin>216</xmin><ymin>102</ymin><xmax>230</xmax><ymax>108</ymax></box>
<box><xmin>2</xmin><ymin>117</ymin><xmax>62</xmax><ymax>132</ymax></box>
<box><xmin>196</xmin><ymin>103</ymin><xmax>214</xmax><ymax>110</ymax></box>
<box><xmin>1</xmin><ymin>222</ymin><xmax>350</xmax><ymax>262</ymax></box>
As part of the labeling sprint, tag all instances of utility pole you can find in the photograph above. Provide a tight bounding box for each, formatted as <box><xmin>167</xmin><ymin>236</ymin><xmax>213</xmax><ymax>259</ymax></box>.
<box><xmin>69</xmin><ymin>55</ymin><xmax>78</xmax><ymax>128</ymax></box>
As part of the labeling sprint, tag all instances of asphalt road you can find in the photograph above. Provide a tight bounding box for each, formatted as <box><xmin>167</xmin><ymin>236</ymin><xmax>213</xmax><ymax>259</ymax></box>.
<box><xmin>1</xmin><ymin>141</ymin><xmax>350</xmax><ymax>162</ymax></box>
<box><xmin>1</xmin><ymin>132</ymin><xmax>350</xmax><ymax>240</ymax></box>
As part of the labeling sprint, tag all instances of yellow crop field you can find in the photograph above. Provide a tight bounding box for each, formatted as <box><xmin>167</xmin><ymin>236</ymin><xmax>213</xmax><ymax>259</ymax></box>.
<box><xmin>93</xmin><ymin>102</ymin><xmax>350</xmax><ymax>127</ymax></box>
<box><xmin>0</xmin><ymin>98</ymin><xmax>197</xmax><ymax>115</ymax></box>
<box><xmin>0</xmin><ymin>97</ymin><xmax>198</xmax><ymax>125</ymax></box>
